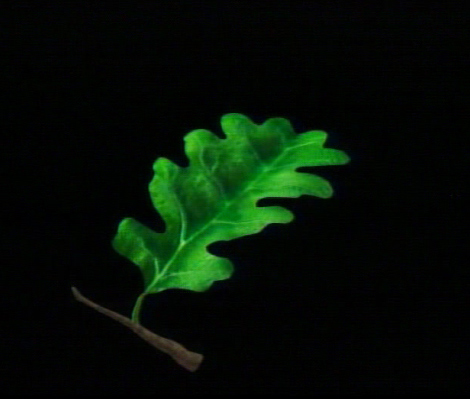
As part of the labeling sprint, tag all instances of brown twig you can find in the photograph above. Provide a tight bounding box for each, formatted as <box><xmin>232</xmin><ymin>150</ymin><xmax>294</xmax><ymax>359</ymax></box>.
<box><xmin>71</xmin><ymin>287</ymin><xmax>203</xmax><ymax>372</ymax></box>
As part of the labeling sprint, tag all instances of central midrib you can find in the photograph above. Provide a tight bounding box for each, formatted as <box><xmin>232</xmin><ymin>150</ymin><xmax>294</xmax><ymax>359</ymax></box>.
<box><xmin>146</xmin><ymin>139</ymin><xmax>309</xmax><ymax>291</ymax></box>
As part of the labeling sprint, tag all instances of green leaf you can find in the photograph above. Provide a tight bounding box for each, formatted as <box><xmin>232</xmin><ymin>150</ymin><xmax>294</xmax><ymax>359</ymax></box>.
<box><xmin>112</xmin><ymin>113</ymin><xmax>350</xmax><ymax>296</ymax></box>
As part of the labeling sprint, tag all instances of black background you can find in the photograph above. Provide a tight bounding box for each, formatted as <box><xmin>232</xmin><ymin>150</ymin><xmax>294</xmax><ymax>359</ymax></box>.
<box><xmin>3</xmin><ymin>1</ymin><xmax>468</xmax><ymax>395</ymax></box>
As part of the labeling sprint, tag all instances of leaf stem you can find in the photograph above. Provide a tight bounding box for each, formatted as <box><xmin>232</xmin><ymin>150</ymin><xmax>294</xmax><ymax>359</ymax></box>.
<box><xmin>131</xmin><ymin>293</ymin><xmax>147</xmax><ymax>324</ymax></box>
<box><xmin>71</xmin><ymin>287</ymin><xmax>203</xmax><ymax>372</ymax></box>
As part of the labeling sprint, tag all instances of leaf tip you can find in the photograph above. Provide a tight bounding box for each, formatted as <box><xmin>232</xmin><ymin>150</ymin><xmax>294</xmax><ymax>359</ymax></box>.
<box><xmin>341</xmin><ymin>151</ymin><xmax>351</xmax><ymax>164</ymax></box>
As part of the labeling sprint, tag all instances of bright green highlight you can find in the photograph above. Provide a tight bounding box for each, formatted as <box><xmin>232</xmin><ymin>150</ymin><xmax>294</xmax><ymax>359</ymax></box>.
<box><xmin>112</xmin><ymin>113</ymin><xmax>350</xmax><ymax>323</ymax></box>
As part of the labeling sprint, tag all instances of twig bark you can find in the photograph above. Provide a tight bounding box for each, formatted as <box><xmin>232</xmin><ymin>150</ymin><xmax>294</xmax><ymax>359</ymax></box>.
<box><xmin>71</xmin><ymin>287</ymin><xmax>203</xmax><ymax>372</ymax></box>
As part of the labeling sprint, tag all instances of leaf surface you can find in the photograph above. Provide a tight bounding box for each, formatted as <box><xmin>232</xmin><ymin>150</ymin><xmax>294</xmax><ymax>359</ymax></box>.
<box><xmin>112</xmin><ymin>114</ymin><xmax>350</xmax><ymax>294</ymax></box>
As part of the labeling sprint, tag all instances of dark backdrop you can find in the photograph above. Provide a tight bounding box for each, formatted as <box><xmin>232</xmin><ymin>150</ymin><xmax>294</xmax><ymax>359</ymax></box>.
<box><xmin>3</xmin><ymin>1</ymin><xmax>468</xmax><ymax>394</ymax></box>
